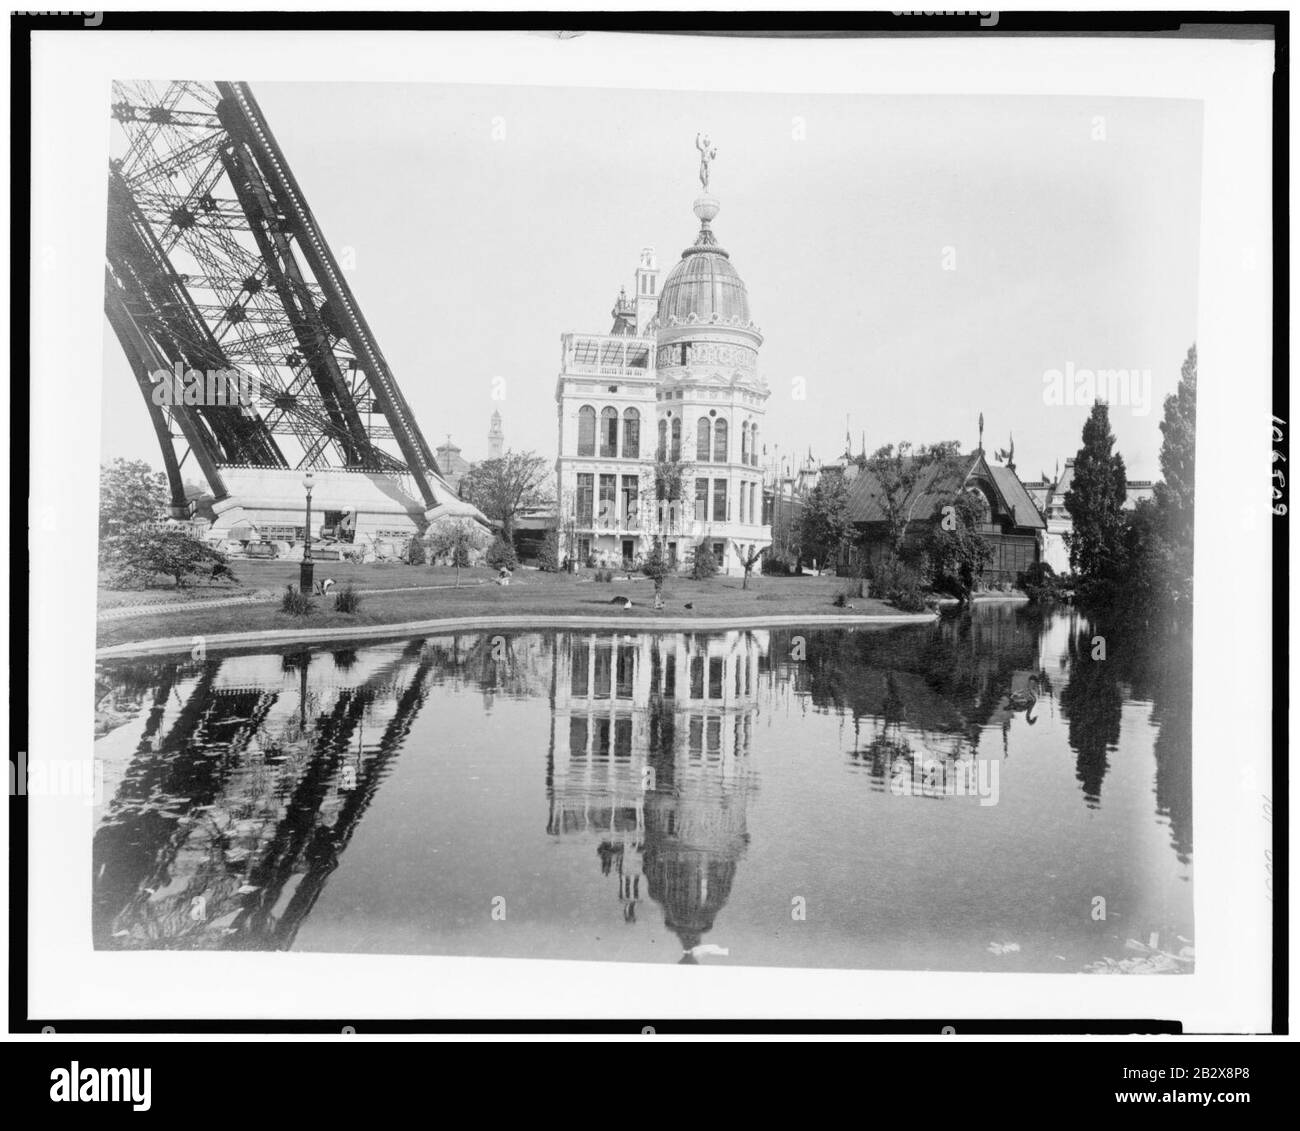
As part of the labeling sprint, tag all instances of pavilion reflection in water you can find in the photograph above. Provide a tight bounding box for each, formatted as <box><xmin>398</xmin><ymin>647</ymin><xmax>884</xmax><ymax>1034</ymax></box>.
<box><xmin>547</xmin><ymin>631</ymin><xmax>763</xmax><ymax>959</ymax></box>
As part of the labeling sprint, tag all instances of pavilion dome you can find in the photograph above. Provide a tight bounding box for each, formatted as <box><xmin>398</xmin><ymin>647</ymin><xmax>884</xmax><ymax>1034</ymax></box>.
<box><xmin>655</xmin><ymin>195</ymin><xmax>752</xmax><ymax>327</ymax></box>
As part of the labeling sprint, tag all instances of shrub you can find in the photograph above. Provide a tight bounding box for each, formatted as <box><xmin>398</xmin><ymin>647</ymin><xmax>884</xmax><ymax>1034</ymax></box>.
<box><xmin>762</xmin><ymin>555</ymin><xmax>794</xmax><ymax>576</ymax></box>
<box><xmin>107</xmin><ymin>528</ymin><xmax>235</xmax><ymax>590</ymax></box>
<box><xmin>889</xmin><ymin>584</ymin><xmax>929</xmax><ymax>613</ymax></box>
<box><xmin>280</xmin><ymin>585</ymin><xmax>316</xmax><ymax>615</ymax></box>
<box><xmin>406</xmin><ymin>536</ymin><xmax>427</xmax><ymax>566</ymax></box>
<box><xmin>593</xmin><ymin>567</ymin><xmax>614</xmax><ymax>583</ymax></box>
<box><xmin>1020</xmin><ymin>560</ymin><xmax>1064</xmax><ymax>604</ymax></box>
<box><xmin>332</xmin><ymin>583</ymin><xmax>362</xmax><ymax>614</ymax></box>
<box><xmin>486</xmin><ymin>535</ymin><xmax>518</xmax><ymax>571</ymax></box>
<box><xmin>691</xmin><ymin>546</ymin><xmax>719</xmax><ymax>581</ymax></box>
<box><xmin>537</xmin><ymin>530</ymin><xmax>560</xmax><ymax>572</ymax></box>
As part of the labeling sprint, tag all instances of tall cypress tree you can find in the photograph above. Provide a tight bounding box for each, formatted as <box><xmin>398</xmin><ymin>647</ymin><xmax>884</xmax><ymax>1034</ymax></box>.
<box><xmin>1064</xmin><ymin>401</ymin><xmax>1128</xmax><ymax>584</ymax></box>
<box><xmin>1155</xmin><ymin>344</ymin><xmax>1197</xmax><ymax>546</ymax></box>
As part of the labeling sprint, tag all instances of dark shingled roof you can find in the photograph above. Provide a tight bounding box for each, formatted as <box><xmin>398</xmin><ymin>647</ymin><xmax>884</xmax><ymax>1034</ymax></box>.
<box><xmin>845</xmin><ymin>452</ymin><xmax>1046</xmax><ymax>531</ymax></box>
<box><xmin>989</xmin><ymin>465</ymin><xmax>1047</xmax><ymax>530</ymax></box>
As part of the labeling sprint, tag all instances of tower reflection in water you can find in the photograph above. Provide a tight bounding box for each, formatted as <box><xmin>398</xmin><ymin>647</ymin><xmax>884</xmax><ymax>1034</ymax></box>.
<box><xmin>547</xmin><ymin>631</ymin><xmax>763</xmax><ymax>961</ymax></box>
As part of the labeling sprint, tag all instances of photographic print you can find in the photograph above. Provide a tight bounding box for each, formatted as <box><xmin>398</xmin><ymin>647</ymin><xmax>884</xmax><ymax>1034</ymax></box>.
<box><xmin>91</xmin><ymin>77</ymin><xmax>1200</xmax><ymax>975</ymax></box>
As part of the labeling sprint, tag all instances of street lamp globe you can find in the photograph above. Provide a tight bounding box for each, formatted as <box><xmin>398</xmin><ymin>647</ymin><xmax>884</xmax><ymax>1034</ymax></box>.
<box><xmin>302</xmin><ymin>470</ymin><xmax>314</xmax><ymax>493</ymax></box>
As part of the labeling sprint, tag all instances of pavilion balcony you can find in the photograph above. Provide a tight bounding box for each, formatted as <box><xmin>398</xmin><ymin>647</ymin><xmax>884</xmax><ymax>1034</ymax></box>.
<box><xmin>561</xmin><ymin>333</ymin><xmax>655</xmax><ymax>379</ymax></box>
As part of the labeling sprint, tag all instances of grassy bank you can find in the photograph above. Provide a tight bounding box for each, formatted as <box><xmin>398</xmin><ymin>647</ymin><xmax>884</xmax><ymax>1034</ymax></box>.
<box><xmin>97</xmin><ymin>567</ymin><xmax>906</xmax><ymax>648</ymax></box>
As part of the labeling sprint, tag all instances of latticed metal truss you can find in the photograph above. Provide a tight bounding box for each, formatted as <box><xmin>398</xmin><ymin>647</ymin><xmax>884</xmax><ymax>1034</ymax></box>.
<box><xmin>105</xmin><ymin>80</ymin><xmax>443</xmax><ymax>511</ymax></box>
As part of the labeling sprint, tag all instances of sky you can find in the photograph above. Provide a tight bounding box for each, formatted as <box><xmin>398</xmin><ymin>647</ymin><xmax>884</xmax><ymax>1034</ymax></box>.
<box><xmin>100</xmin><ymin>81</ymin><xmax>1203</xmax><ymax>483</ymax></box>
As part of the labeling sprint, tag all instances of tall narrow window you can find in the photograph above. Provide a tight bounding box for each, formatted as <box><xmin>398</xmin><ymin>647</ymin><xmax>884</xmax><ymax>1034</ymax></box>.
<box><xmin>671</xmin><ymin>418</ymin><xmax>682</xmax><ymax>461</ymax></box>
<box><xmin>713</xmin><ymin>418</ymin><xmax>728</xmax><ymax>462</ymax></box>
<box><xmin>657</xmin><ymin>418</ymin><xmax>667</xmax><ymax>460</ymax></box>
<box><xmin>598</xmin><ymin>474</ymin><xmax>616</xmax><ymax>524</ymax></box>
<box><xmin>749</xmin><ymin>425</ymin><xmax>758</xmax><ymax>465</ymax></box>
<box><xmin>600</xmin><ymin>406</ymin><xmax>618</xmax><ymax>458</ymax></box>
<box><xmin>621</xmin><ymin>475</ymin><xmax>639</xmax><ymax>526</ymax></box>
<box><xmin>622</xmin><ymin>407</ymin><xmax>640</xmax><ymax>459</ymax></box>
<box><xmin>741</xmin><ymin>423</ymin><xmax>750</xmax><ymax>464</ymax></box>
<box><xmin>695</xmin><ymin>477</ymin><xmax>709</xmax><ymax>522</ymax></box>
<box><xmin>576</xmin><ymin>473</ymin><xmax>594</xmax><ymax>524</ymax></box>
<box><xmin>696</xmin><ymin>417</ymin><xmax>712</xmax><ymax>462</ymax></box>
<box><xmin>577</xmin><ymin>405</ymin><xmax>596</xmax><ymax>457</ymax></box>
<box><xmin>713</xmin><ymin>478</ymin><xmax>728</xmax><ymax>522</ymax></box>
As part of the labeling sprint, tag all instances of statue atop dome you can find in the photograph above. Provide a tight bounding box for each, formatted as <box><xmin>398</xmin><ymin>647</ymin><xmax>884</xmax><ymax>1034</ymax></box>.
<box><xmin>695</xmin><ymin>132</ymin><xmax>717</xmax><ymax>191</ymax></box>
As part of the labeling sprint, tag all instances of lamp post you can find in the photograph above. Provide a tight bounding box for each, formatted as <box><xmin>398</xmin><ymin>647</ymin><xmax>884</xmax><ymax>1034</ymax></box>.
<box><xmin>300</xmin><ymin>470</ymin><xmax>315</xmax><ymax>595</ymax></box>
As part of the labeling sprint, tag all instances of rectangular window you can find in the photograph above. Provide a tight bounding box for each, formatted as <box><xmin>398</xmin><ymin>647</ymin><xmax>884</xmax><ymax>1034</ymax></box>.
<box><xmin>690</xmin><ymin>655</ymin><xmax>704</xmax><ymax>699</ymax></box>
<box><xmin>593</xmin><ymin>645</ymin><xmax>612</xmax><ymax>700</ymax></box>
<box><xmin>569</xmin><ymin>717</ymin><xmax>588</xmax><ymax>759</ymax></box>
<box><xmin>576</xmin><ymin>473</ymin><xmax>594</xmax><ymax>525</ymax></box>
<box><xmin>616</xmin><ymin>645</ymin><xmax>635</xmax><ymax>698</ymax></box>
<box><xmin>598</xmin><ymin>474</ymin><xmax>616</xmax><ymax>524</ymax></box>
<box><xmin>713</xmin><ymin>478</ymin><xmax>728</xmax><ymax>522</ymax></box>
<box><xmin>570</xmin><ymin>639</ymin><xmax>590</xmax><ymax>697</ymax></box>
<box><xmin>621</xmin><ymin>476</ymin><xmax>639</xmax><ymax>526</ymax></box>
<box><xmin>695</xmin><ymin>477</ymin><xmax>709</xmax><ymax>522</ymax></box>
<box><xmin>708</xmin><ymin>657</ymin><xmax>724</xmax><ymax>700</ymax></box>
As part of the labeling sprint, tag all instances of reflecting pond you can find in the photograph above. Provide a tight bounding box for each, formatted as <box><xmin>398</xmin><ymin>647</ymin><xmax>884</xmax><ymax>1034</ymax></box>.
<box><xmin>93</xmin><ymin>603</ymin><xmax>1193</xmax><ymax>972</ymax></box>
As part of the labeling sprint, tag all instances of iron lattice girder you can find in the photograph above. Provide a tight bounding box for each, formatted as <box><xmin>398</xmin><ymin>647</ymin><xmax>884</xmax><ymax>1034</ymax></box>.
<box><xmin>105</xmin><ymin>79</ymin><xmax>443</xmax><ymax>497</ymax></box>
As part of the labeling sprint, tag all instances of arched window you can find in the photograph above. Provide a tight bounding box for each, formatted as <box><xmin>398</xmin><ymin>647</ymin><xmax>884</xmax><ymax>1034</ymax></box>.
<box><xmin>622</xmin><ymin>408</ymin><xmax>640</xmax><ymax>459</ymax></box>
<box><xmin>600</xmin><ymin>406</ymin><xmax>618</xmax><ymax>458</ymax></box>
<box><xmin>713</xmin><ymin>418</ymin><xmax>728</xmax><ymax>463</ymax></box>
<box><xmin>577</xmin><ymin>405</ymin><xmax>596</xmax><ymax>457</ymax></box>
<box><xmin>696</xmin><ymin>417</ymin><xmax>712</xmax><ymax>462</ymax></box>
<box><xmin>741</xmin><ymin>422</ymin><xmax>750</xmax><ymax>464</ymax></box>
<box><xmin>670</xmin><ymin>418</ymin><xmax>682</xmax><ymax>461</ymax></box>
<box><xmin>657</xmin><ymin>418</ymin><xmax>667</xmax><ymax>460</ymax></box>
<box><xmin>749</xmin><ymin>425</ymin><xmax>759</xmax><ymax>465</ymax></box>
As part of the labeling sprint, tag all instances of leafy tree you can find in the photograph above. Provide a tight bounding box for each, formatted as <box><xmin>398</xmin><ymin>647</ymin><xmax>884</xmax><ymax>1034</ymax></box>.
<box><xmin>99</xmin><ymin>458</ymin><xmax>167</xmax><ymax>542</ymax></box>
<box><xmin>1154</xmin><ymin>344</ymin><xmax>1196</xmax><ymax>546</ymax></box>
<box><xmin>537</xmin><ymin>529</ymin><xmax>560</xmax><ymax>572</ymax></box>
<box><xmin>797</xmin><ymin>475</ymin><xmax>851</xmax><ymax>569</ymax></box>
<box><xmin>406</xmin><ymin>534</ymin><xmax>427</xmax><ymax>566</ymax></box>
<box><xmin>691</xmin><ymin>544</ymin><xmax>719</xmax><ymax>580</ymax></box>
<box><xmin>642</xmin><ymin>455</ymin><xmax>691</xmax><ymax>537</ymax></box>
<box><xmin>458</xmin><ymin>450</ymin><xmax>552</xmax><ymax>538</ymax></box>
<box><xmin>925</xmin><ymin>491</ymin><xmax>993</xmax><ymax>603</ymax></box>
<box><xmin>640</xmin><ymin>541</ymin><xmax>673</xmax><ymax>607</ymax></box>
<box><xmin>864</xmin><ymin>440</ymin><xmax>964</xmax><ymax>556</ymax></box>
<box><xmin>1064</xmin><ymin>402</ymin><xmax>1129</xmax><ymax>585</ymax></box>
<box><xmin>110</xmin><ymin>528</ymin><xmax>234</xmax><ymax>590</ymax></box>
<box><xmin>427</xmin><ymin>519</ymin><xmax>480</xmax><ymax>587</ymax></box>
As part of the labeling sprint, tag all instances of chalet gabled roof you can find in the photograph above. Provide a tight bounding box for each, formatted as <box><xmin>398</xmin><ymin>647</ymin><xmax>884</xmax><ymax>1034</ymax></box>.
<box><xmin>845</xmin><ymin>450</ymin><xmax>1046</xmax><ymax>531</ymax></box>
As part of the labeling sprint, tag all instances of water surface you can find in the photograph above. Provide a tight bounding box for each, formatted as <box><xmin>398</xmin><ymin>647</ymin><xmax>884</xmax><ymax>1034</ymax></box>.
<box><xmin>93</xmin><ymin>604</ymin><xmax>1192</xmax><ymax>972</ymax></box>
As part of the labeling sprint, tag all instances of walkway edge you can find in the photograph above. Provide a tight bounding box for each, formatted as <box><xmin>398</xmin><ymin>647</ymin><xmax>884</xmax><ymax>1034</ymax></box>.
<box><xmin>97</xmin><ymin>611</ymin><xmax>938</xmax><ymax>659</ymax></box>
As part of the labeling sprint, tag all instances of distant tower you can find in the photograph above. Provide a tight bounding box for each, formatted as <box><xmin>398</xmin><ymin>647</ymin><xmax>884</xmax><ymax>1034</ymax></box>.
<box><xmin>488</xmin><ymin>410</ymin><xmax>504</xmax><ymax>459</ymax></box>
<box><xmin>634</xmin><ymin>247</ymin><xmax>659</xmax><ymax>335</ymax></box>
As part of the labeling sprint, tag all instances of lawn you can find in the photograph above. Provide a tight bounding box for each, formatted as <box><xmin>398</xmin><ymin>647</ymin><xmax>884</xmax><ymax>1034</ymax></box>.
<box><xmin>97</xmin><ymin>565</ymin><xmax>906</xmax><ymax>648</ymax></box>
